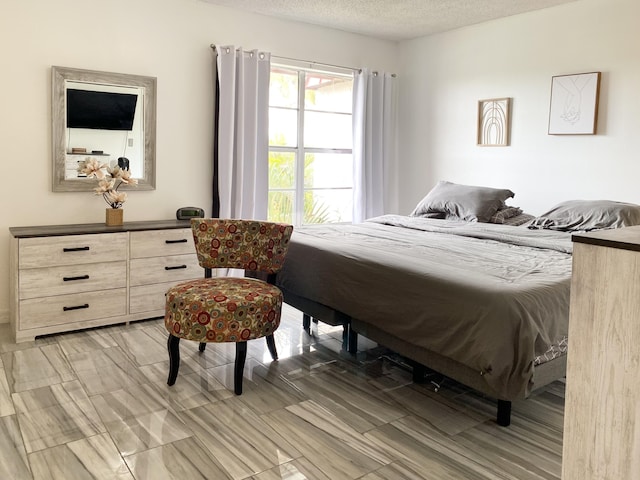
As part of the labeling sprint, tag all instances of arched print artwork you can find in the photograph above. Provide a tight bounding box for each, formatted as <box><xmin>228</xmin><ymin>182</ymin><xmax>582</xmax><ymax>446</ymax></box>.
<box><xmin>477</xmin><ymin>98</ymin><xmax>511</xmax><ymax>146</ymax></box>
<box><xmin>548</xmin><ymin>72</ymin><xmax>601</xmax><ymax>135</ymax></box>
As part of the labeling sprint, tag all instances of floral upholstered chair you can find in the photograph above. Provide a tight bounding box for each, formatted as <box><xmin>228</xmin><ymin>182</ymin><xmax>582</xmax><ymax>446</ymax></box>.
<box><xmin>164</xmin><ymin>218</ymin><xmax>294</xmax><ymax>394</ymax></box>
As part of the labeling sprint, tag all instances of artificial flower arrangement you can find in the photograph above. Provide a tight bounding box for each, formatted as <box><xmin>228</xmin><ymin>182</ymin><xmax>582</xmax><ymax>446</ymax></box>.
<box><xmin>78</xmin><ymin>157</ymin><xmax>138</xmax><ymax>208</ymax></box>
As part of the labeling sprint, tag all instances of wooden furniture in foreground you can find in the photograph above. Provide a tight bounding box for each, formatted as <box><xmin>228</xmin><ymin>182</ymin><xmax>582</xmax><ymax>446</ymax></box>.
<box><xmin>9</xmin><ymin>220</ymin><xmax>201</xmax><ymax>342</ymax></box>
<box><xmin>563</xmin><ymin>226</ymin><xmax>640</xmax><ymax>479</ymax></box>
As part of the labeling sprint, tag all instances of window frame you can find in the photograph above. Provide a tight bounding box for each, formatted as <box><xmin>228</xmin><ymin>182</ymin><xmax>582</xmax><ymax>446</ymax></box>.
<box><xmin>268</xmin><ymin>63</ymin><xmax>354</xmax><ymax>226</ymax></box>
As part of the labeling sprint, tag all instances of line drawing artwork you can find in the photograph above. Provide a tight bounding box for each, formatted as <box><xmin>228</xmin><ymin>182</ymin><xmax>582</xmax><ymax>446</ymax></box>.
<box><xmin>549</xmin><ymin>72</ymin><xmax>601</xmax><ymax>135</ymax></box>
<box><xmin>557</xmin><ymin>75</ymin><xmax>593</xmax><ymax>125</ymax></box>
<box><xmin>477</xmin><ymin>98</ymin><xmax>510</xmax><ymax>146</ymax></box>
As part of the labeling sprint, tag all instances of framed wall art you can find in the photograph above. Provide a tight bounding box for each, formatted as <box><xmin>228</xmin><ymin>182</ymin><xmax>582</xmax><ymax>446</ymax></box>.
<box><xmin>477</xmin><ymin>97</ymin><xmax>511</xmax><ymax>146</ymax></box>
<box><xmin>548</xmin><ymin>72</ymin><xmax>601</xmax><ymax>135</ymax></box>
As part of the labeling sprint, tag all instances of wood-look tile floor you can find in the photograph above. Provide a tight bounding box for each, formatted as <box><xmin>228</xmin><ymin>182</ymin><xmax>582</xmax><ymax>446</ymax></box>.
<box><xmin>0</xmin><ymin>305</ymin><xmax>565</xmax><ymax>479</ymax></box>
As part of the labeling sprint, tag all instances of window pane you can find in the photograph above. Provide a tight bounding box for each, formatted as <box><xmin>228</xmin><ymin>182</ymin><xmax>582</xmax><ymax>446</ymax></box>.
<box><xmin>269</xmin><ymin>68</ymin><xmax>298</xmax><ymax>108</ymax></box>
<box><xmin>269</xmin><ymin>151</ymin><xmax>296</xmax><ymax>189</ymax></box>
<box><xmin>268</xmin><ymin>191</ymin><xmax>294</xmax><ymax>224</ymax></box>
<box><xmin>304</xmin><ymin>111</ymin><xmax>352</xmax><ymax>149</ymax></box>
<box><xmin>303</xmin><ymin>189</ymin><xmax>352</xmax><ymax>224</ymax></box>
<box><xmin>304</xmin><ymin>74</ymin><xmax>352</xmax><ymax>113</ymax></box>
<box><xmin>269</xmin><ymin>107</ymin><xmax>297</xmax><ymax>147</ymax></box>
<box><xmin>304</xmin><ymin>153</ymin><xmax>352</xmax><ymax>189</ymax></box>
<box><xmin>269</xmin><ymin>64</ymin><xmax>355</xmax><ymax>228</ymax></box>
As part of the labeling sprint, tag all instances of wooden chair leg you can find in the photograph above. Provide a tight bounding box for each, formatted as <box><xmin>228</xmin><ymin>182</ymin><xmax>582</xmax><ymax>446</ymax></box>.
<box><xmin>167</xmin><ymin>334</ymin><xmax>181</xmax><ymax>386</ymax></box>
<box><xmin>266</xmin><ymin>334</ymin><xmax>278</xmax><ymax>361</ymax></box>
<box><xmin>234</xmin><ymin>342</ymin><xmax>248</xmax><ymax>395</ymax></box>
<box><xmin>198</xmin><ymin>342</ymin><xmax>206</xmax><ymax>352</ymax></box>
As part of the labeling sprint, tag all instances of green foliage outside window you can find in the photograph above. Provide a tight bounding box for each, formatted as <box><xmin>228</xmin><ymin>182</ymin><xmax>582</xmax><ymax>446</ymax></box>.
<box><xmin>268</xmin><ymin>69</ymin><xmax>351</xmax><ymax>226</ymax></box>
<box><xmin>268</xmin><ymin>150</ymin><xmax>332</xmax><ymax>224</ymax></box>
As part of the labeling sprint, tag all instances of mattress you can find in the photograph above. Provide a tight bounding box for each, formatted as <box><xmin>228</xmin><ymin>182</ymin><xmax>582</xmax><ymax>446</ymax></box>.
<box><xmin>276</xmin><ymin>214</ymin><xmax>573</xmax><ymax>399</ymax></box>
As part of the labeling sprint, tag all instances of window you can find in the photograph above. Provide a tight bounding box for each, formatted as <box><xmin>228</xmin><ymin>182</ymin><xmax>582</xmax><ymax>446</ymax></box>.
<box><xmin>268</xmin><ymin>64</ymin><xmax>353</xmax><ymax>226</ymax></box>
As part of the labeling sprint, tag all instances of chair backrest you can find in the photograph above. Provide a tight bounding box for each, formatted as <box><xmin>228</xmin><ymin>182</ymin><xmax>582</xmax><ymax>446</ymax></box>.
<box><xmin>191</xmin><ymin>218</ymin><xmax>294</xmax><ymax>274</ymax></box>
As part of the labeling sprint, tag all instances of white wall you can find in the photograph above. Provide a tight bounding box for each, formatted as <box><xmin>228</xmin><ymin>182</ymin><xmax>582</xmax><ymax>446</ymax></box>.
<box><xmin>0</xmin><ymin>0</ymin><xmax>398</xmax><ymax>325</ymax></box>
<box><xmin>397</xmin><ymin>0</ymin><xmax>640</xmax><ymax>216</ymax></box>
<box><xmin>4</xmin><ymin>0</ymin><xmax>634</xmax><ymax>327</ymax></box>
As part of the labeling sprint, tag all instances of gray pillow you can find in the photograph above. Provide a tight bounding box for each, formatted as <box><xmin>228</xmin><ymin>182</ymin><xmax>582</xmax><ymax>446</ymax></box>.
<box><xmin>528</xmin><ymin>200</ymin><xmax>640</xmax><ymax>231</ymax></box>
<box><xmin>502</xmin><ymin>213</ymin><xmax>535</xmax><ymax>226</ymax></box>
<box><xmin>489</xmin><ymin>206</ymin><xmax>523</xmax><ymax>224</ymax></box>
<box><xmin>410</xmin><ymin>181</ymin><xmax>515</xmax><ymax>222</ymax></box>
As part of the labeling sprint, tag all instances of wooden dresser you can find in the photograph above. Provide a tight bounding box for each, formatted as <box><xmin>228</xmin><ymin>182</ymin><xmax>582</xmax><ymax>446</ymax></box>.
<box><xmin>563</xmin><ymin>226</ymin><xmax>640</xmax><ymax>479</ymax></box>
<box><xmin>9</xmin><ymin>220</ymin><xmax>202</xmax><ymax>343</ymax></box>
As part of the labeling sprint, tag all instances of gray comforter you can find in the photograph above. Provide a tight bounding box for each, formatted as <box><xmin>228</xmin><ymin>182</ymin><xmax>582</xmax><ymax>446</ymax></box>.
<box><xmin>276</xmin><ymin>215</ymin><xmax>573</xmax><ymax>399</ymax></box>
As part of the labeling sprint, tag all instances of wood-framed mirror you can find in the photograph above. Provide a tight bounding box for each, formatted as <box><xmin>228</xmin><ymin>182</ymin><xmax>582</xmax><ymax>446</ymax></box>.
<box><xmin>52</xmin><ymin>66</ymin><xmax>156</xmax><ymax>192</ymax></box>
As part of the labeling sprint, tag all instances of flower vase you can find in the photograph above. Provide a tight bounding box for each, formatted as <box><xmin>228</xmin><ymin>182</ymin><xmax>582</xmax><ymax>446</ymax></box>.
<box><xmin>106</xmin><ymin>208</ymin><xmax>124</xmax><ymax>226</ymax></box>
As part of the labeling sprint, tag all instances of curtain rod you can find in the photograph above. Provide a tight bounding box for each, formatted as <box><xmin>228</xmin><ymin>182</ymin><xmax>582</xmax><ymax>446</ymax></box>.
<box><xmin>210</xmin><ymin>44</ymin><xmax>357</xmax><ymax>73</ymax></box>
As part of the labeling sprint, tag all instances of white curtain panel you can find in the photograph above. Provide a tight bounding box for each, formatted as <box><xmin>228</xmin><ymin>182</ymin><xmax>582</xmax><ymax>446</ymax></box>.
<box><xmin>215</xmin><ymin>45</ymin><xmax>271</xmax><ymax>220</ymax></box>
<box><xmin>352</xmin><ymin>68</ymin><xmax>398</xmax><ymax>223</ymax></box>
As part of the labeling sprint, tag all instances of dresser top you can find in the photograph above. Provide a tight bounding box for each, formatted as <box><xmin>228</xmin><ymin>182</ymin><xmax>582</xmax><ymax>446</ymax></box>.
<box><xmin>10</xmin><ymin>219</ymin><xmax>192</xmax><ymax>238</ymax></box>
<box><xmin>572</xmin><ymin>225</ymin><xmax>640</xmax><ymax>252</ymax></box>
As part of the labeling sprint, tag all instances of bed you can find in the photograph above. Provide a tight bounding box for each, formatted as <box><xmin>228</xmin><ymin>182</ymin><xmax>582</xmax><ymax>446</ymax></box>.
<box><xmin>275</xmin><ymin>182</ymin><xmax>640</xmax><ymax>426</ymax></box>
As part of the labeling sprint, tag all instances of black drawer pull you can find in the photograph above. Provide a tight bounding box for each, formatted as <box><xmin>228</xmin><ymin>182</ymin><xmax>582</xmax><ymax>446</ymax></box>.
<box><xmin>63</xmin><ymin>303</ymin><xmax>89</xmax><ymax>311</ymax></box>
<box><xmin>63</xmin><ymin>246</ymin><xmax>90</xmax><ymax>252</ymax></box>
<box><xmin>165</xmin><ymin>265</ymin><xmax>187</xmax><ymax>270</ymax></box>
<box><xmin>63</xmin><ymin>275</ymin><xmax>90</xmax><ymax>282</ymax></box>
<box><xmin>165</xmin><ymin>239</ymin><xmax>188</xmax><ymax>244</ymax></box>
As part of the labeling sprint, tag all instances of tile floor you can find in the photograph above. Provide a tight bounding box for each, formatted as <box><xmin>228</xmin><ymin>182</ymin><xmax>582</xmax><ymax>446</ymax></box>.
<box><xmin>0</xmin><ymin>305</ymin><xmax>565</xmax><ymax>479</ymax></box>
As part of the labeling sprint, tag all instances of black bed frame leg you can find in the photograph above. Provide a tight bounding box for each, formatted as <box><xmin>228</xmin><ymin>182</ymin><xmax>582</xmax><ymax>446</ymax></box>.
<box><xmin>342</xmin><ymin>323</ymin><xmax>358</xmax><ymax>353</ymax></box>
<box><xmin>497</xmin><ymin>400</ymin><xmax>511</xmax><ymax>426</ymax></box>
<box><xmin>348</xmin><ymin>325</ymin><xmax>358</xmax><ymax>353</ymax></box>
<box><xmin>412</xmin><ymin>363</ymin><xmax>427</xmax><ymax>383</ymax></box>
<box><xmin>303</xmin><ymin>314</ymin><xmax>319</xmax><ymax>335</ymax></box>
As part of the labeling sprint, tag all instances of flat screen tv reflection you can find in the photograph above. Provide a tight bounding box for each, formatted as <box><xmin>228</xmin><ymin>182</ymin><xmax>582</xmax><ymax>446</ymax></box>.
<box><xmin>66</xmin><ymin>89</ymin><xmax>138</xmax><ymax>131</ymax></box>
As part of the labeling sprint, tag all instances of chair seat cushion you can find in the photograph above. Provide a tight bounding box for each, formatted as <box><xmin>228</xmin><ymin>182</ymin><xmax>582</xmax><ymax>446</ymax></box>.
<box><xmin>165</xmin><ymin>277</ymin><xmax>283</xmax><ymax>343</ymax></box>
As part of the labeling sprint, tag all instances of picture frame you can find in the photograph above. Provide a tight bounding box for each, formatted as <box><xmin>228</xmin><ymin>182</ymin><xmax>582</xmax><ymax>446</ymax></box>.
<box><xmin>548</xmin><ymin>72</ymin><xmax>601</xmax><ymax>135</ymax></box>
<box><xmin>477</xmin><ymin>97</ymin><xmax>511</xmax><ymax>146</ymax></box>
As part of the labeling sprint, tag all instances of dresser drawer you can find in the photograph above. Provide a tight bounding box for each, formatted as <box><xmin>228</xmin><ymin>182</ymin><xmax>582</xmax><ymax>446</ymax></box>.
<box><xmin>19</xmin><ymin>288</ymin><xmax>127</xmax><ymax>330</ymax></box>
<box><xmin>130</xmin><ymin>281</ymin><xmax>184</xmax><ymax>315</ymax></box>
<box><xmin>19</xmin><ymin>233</ymin><xmax>128</xmax><ymax>269</ymax></box>
<box><xmin>19</xmin><ymin>261</ymin><xmax>126</xmax><ymax>300</ymax></box>
<box><xmin>130</xmin><ymin>254</ymin><xmax>202</xmax><ymax>286</ymax></box>
<box><xmin>130</xmin><ymin>229</ymin><xmax>195</xmax><ymax>259</ymax></box>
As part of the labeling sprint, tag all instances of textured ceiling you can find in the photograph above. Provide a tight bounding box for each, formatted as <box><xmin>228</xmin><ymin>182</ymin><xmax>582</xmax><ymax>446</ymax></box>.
<box><xmin>201</xmin><ymin>0</ymin><xmax>579</xmax><ymax>41</ymax></box>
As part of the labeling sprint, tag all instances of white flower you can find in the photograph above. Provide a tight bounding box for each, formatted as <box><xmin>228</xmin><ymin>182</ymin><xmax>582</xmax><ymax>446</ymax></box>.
<box><xmin>78</xmin><ymin>158</ymin><xmax>107</xmax><ymax>179</ymax></box>
<box><xmin>110</xmin><ymin>166</ymin><xmax>138</xmax><ymax>186</ymax></box>
<box><xmin>94</xmin><ymin>179</ymin><xmax>115</xmax><ymax>194</ymax></box>
<box><xmin>105</xmin><ymin>190</ymin><xmax>127</xmax><ymax>206</ymax></box>
<box><xmin>119</xmin><ymin>169</ymin><xmax>138</xmax><ymax>186</ymax></box>
<box><xmin>82</xmin><ymin>157</ymin><xmax>138</xmax><ymax>209</ymax></box>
